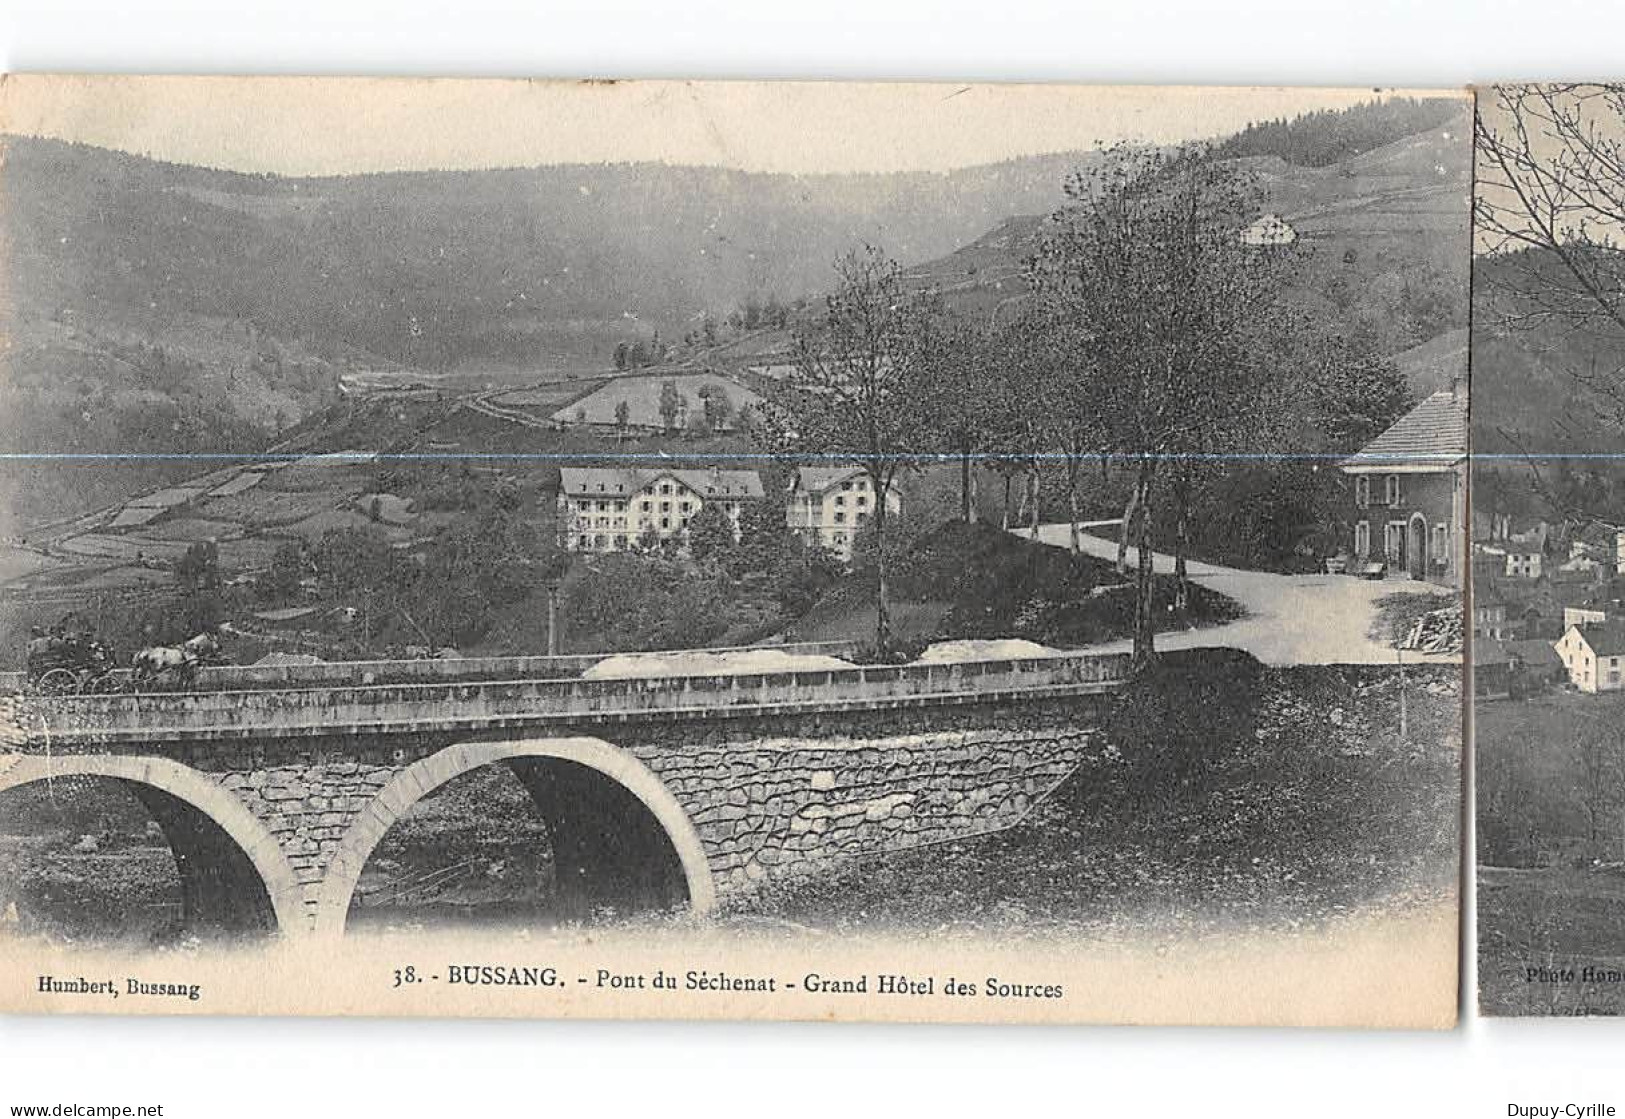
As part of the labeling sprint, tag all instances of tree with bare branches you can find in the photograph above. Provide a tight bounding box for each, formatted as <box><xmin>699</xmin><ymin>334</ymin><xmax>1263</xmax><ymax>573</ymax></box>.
<box><xmin>1030</xmin><ymin>144</ymin><xmax>1293</xmax><ymax>668</ymax></box>
<box><xmin>1477</xmin><ymin>84</ymin><xmax>1625</xmax><ymax>428</ymax></box>
<box><xmin>770</xmin><ymin>245</ymin><xmax>944</xmax><ymax>655</ymax></box>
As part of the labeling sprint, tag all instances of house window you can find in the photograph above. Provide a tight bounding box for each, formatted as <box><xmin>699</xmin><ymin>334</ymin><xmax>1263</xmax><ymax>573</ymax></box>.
<box><xmin>835</xmin><ymin>495</ymin><xmax>846</xmax><ymax>507</ymax></box>
<box><xmin>1384</xmin><ymin>522</ymin><xmax>1404</xmax><ymax>563</ymax></box>
<box><xmin>856</xmin><ymin>495</ymin><xmax>867</xmax><ymax>508</ymax></box>
<box><xmin>1385</xmin><ymin>475</ymin><xmax>1401</xmax><ymax>506</ymax></box>
<box><xmin>660</xmin><ymin>501</ymin><xmax>670</xmax><ymax>513</ymax></box>
<box><xmin>681</xmin><ymin>501</ymin><xmax>693</xmax><ymax>513</ymax></box>
<box><xmin>1433</xmin><ymin>523</ymin><xmax>1448</xmax><ymax>562</ymax></box>
<box><xmin>1355</xmin><ymin>476</ymin><xmax>1370</xmax><ymax>508</ymax></box>
<box><xmin>841</xmin><ymin>481</ymin><xmax>852</xmax><ymax>491</ymax></box>
<box><xmin>835</xmin><ymin>511</ymin><xmax>846</xmax><ymax>524</ymax></box>
<box><xmin>641</xmin><ymin>500</ymin><xmax>651</xmax><ymax>512</ymax></box>
<box><xmin>660</xmin><ymin>517</ymin><xmax>670</xmax><ymax>530</ymax></box>
<box><xmin>660</xmin><ymin>483</ymin><xmax>672</xmax><ymax>495</ymax></box>
<box><xmin>1354</xmin><ymin>520</ymin><xmax>1370</xmax><ymax>559</ymax></box>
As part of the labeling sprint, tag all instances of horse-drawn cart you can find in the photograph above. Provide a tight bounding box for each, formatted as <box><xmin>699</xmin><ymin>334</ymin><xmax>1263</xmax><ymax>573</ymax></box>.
<box><xmin>25</xmin><ymin>629</ymin><xmax>120</xmax><ymax>695</ymax></box>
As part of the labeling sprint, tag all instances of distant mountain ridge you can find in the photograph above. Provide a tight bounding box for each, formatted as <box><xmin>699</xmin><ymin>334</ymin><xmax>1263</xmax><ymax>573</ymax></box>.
<box><xmin>0</xmin><ymin>136</ymin><xmax>1100</xmax><ymax>375</ymax></box>
<box><xmin>0</xmin><ymin>136</ymin><xmax>1102</xmax><ymax>527</ymax></box>
<box><xmin>0</xmin><ymin>94</ymin><xmax>1470</xmax><ymax>527</ymax></box>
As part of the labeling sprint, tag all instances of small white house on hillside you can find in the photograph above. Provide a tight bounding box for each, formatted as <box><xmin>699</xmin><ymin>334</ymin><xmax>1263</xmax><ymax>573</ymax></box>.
<box><xmin>1556</xmin><ymin>622</ymin><xmax>1625</xmax><ymax>692</ymax></box>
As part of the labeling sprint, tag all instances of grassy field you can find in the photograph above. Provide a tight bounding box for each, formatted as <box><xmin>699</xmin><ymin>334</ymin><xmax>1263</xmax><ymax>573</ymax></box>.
<box><xmin>1479</xmin><ymin>866</ymin><xmax>1625</xmax><ymax>1016</ymax></box>
<box><xmin>1477</xmin><ymin>688</ymin><xmax>1625</xmax><ymax>1015</ymax></box>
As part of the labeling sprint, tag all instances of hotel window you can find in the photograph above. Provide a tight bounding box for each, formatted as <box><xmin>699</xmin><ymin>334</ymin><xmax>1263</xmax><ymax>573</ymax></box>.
<box><xmin>835</xmin><ymin>495</ymin><xmax>846</xmax><ymax>506</ymax></box>
<box><xmin>1385</xmin><ymin>475</ymin><xmax>1401</xmax><ymax>506</ymax></box>
<box><xmin>835</xmin><ymin>511</ymin><xmax>846</xmax><ymax>524</ymax></box>
<box><xmin>1355</xmin><ymin>476</ymin><xmax>1370</xmax><ymax>508</ymax></box>
<box><xmin>856</xmin><ymin>495</ymin><xmax>867</xmax><ymax>508</ymax></box>
<box><xmin>660</xmin><ymin>501</ymin><xmax>670</xmax><ymax>513</ymax></box>
<box><xmin>1433</xmin><ymin>524</ymin><xmax>1448</xmax><ymax>561</ymax></box>
<box><xmin>660</xmin><ymin>517</ymin><xmax>670</xmax><ymax>529</ymax></box>
<box><xmin>640</xmin><ymin>500</ymin><xmax>651</xmax><ymax>512</ymax></box>
<box><xmin>1354</xmin><ymin>520</ymin><xmax>1370</xmax><ymax>559</ymax></box>
<box><xmin>660</xmin><ymin>483</ymin><xmax>672</xmax><ymax>495</ymax></box>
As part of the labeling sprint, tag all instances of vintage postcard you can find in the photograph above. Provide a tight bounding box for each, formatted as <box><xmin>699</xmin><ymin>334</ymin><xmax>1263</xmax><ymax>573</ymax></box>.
<box><xmin>1474</xmin><ymin>83</ymin><xmax>1625</xmax><ymax>1016</ymax></box>
<box><xmin>0</xmin><ymin>76</ymin><xmax>1466</xmax><ymax>1025</ymax></box>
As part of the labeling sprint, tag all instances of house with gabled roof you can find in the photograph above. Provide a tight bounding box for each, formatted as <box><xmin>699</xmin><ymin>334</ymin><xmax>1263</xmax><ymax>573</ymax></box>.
<box><xmin>1556</xmin><ymin>620</ymin><xmax>1625</xmax><ymax>692</ymax></box>
<box><xmin>557</xmin><ymin>466</ymin><xmax>764</xmax><ymax>553</ymax></box>
<box><xmin>1340</xmin><ymin>376</ymin><xmax>1467</xmax><ymax>583</ymax></box>
<box><xmin>786</xmin><ymin>465</ymin><xmax>902</xmax><ymax>562</ymax></box>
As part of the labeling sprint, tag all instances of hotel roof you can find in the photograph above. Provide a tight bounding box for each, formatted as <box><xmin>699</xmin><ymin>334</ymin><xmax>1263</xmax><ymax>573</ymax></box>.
<box><xmin>558</xmin><ymin>466</ymin><xmax>765</xmax><ymax>499</ymax></box>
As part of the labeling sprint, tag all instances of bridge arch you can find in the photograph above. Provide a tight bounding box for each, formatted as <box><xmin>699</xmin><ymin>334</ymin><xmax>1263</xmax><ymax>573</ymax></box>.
<box><xmin>0</xmin><ymin>754</ymin><xmax>305</xmax><ymax>938</ymax></box>
<box><xmin>314</xmin><ymin>736</ymin><xmax>716</xmax><ymax>937</ymax></box>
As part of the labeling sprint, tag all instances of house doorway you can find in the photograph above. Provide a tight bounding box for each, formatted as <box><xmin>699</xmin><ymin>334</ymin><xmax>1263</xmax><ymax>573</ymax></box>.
<box><xmin>1408</xmin><ymin>513</ymin><xmax>1428</xmax><ymax>580</ymax></box>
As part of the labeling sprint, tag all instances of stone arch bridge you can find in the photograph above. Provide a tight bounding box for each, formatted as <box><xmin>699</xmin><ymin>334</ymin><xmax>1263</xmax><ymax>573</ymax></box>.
<box><xmin>0</xmin><ymin>649</ymin><xmax>1129</xmax><ymax>939</ymax></box>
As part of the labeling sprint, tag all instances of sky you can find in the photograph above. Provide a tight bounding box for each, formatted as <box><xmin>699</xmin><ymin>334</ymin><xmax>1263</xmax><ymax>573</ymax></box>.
<box><xmin>1474</xmin><ymin>83</ymin><xmax>1625</xmax><ymax>255</ymax></box>
<box><xmin>0</xmin><ymin>75</ymin><xmax>1463</xmax><ymax>177</ymax></box>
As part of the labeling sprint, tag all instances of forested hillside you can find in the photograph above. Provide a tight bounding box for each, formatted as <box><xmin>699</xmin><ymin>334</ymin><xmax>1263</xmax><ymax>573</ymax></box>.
<box><xmin>1211</xmin><ymin>96</ymin><xmax>1464</xmax><ymax>167</ymax></box>
<box><xmin>0</xmin><ymin>95</ymin><xmax>1469</xmax><ymax>531</ymax></box>
<box><xmin>909</xmin><ymin>107</ymin><xmax>1472</xmax><ymax>366</ymax></box>
<box><xmin>0</xmin><ymin>136</ymin><xmax>1096</xmax><ymax>527</ymax></box>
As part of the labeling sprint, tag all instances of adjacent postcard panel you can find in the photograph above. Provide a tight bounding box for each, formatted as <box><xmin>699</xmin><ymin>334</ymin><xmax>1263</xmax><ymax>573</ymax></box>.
<box><xmin>0</xmin><ymin>76</ymin><xmax>1466</xmax><ymax>1025</ymax></box>
<box><xmin>1474</xmin><ymin>83</ymin><xmax>1625</xmax><ymax>1016</ymax></box>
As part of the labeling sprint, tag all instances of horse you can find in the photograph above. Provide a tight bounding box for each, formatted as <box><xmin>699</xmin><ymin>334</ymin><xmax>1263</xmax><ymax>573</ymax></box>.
<box><xmin>131</xmin><ymin>633</ymin><xmax>222</xmax><ymax>691</ymax></box>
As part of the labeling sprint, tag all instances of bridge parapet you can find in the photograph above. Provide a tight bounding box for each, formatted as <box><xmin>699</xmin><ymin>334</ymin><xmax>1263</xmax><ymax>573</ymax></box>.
<box><xmin>0</xmin><ymin>640</ymin><xmax>866</xmax><ymax>694</ymax></box>
<box><xmin>9</xmin><ymin>651</ymin><xmax>1132</xmax><ymax>747</ymax></box>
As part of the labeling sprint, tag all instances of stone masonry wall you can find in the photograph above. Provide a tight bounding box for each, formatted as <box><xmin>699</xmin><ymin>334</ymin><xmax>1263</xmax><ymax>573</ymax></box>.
<box><xmin>154</xmin><ymin>695</ymin><xmax>1111</xmax><ymax>921</ymax></box>
<box><xmin>169</xmin><ymin>733</ymin><xmax>458</xmax><ymax>918</ymax></box>
<box><xmin>614</xmin><ymin>697</ymin><xmax>1112</xmax><ymax>897</ymax></box>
